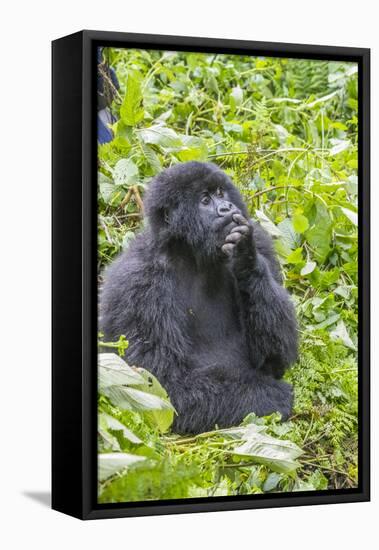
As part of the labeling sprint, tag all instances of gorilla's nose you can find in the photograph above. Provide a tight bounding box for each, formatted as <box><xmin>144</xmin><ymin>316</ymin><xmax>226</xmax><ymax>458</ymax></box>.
<box><xmin>217</xmin><ymin>201</ymin><xmax>235</xmax><ymax>217</ymax></box>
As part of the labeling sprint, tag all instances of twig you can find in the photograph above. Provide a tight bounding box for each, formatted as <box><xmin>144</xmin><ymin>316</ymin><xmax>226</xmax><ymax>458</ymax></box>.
<box><xmin>100</xmin><ymin>219</ymin><xmax>113</xmax><ymax>244</ymax></box>
<box><xmin>132</xmin><ymin>185</ymin><xmax>144</xmax><ymax>213</ymax></box>
<box><xmin>98</xmin><ymin>63</ymin><xmax>122</xmax><ymax>103</ymax></box>
<box><xmin>207</xmin><ymin>147</ymin><xmax>330</xmax><ymax>161</ymax></box>
<box><xmin>302</xmin><ymin>414</ymin><xmax>314</xmax><ymax>446</ymax></box>
<box><xmin>300</xmin><ymin>460</ymin><xmax>356</xmax><ymax>483</ymax></box>
<box><xmin>251</xmin><ymin>185</ymin><xmax>299</xmax><ymax>199</ymax></box>
<box><xmin>119</xmin><ymin>188</ymin><xmax>133</xmax><ymax>210</ymax></box>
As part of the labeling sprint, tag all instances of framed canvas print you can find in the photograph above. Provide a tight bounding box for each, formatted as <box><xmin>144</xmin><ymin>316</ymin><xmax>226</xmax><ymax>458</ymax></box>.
<box><xmin>52</xmin><ymin>30</ymin><xmax>370</xmax><ymax>520</ymax></box>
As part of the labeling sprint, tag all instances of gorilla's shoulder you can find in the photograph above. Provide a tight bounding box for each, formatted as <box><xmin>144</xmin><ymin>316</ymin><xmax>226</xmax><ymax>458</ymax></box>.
<box><xmin>102</xmin><ymin>228</ymin><xmax>168</xmax><ymax>283</ymax></box>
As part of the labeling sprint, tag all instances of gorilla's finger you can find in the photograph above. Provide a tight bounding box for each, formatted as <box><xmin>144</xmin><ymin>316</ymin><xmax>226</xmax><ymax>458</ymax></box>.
<box><xmin>230</xmin><ymin>225</ymin><xmax>250</xmax><ymax>235</ymax></box>
<box><xmin>225</xmin><ymin>232</ymin><xmax>243</xmax><ymax>244</ymax></box>
<box><xmin>232</xmin><ymin>213</ymin><xmax>249</xmax><ymax>225</ymax></box>
<box><xmin>221</xmin><ymin>243</ymin><xmax>235</xmax><ymax>256</ymax></box>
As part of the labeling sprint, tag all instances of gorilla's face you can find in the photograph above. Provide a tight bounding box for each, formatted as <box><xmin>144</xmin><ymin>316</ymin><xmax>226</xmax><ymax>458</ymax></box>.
<box><xmin>145</xmin><ymin>162</ymin><xmax>248</xmax><ymax>260</ymax></box>
<box><xmin>198</xmin><ymin>185</ymin><xmax>242</xmax><ymax>250</ymax></box>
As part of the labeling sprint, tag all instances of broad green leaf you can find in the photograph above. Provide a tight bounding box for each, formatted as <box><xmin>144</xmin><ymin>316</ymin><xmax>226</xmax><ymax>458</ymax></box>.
<box><xmin>98</xmin><ymin>172</ymin><xmax>114</xmax><ymax>202</ymax></box>
<box><xmin>102</xmin><ymin>385</ymin><xmax>174</xmax><ymax>414</ymax></box>
<box><xmin>98</xmin><ymin>452</ymin><xmax>146</xmax><ymax>481</ymax></box>
<box><xmin>255</xmin><ymin>210</ymin><xmax>282</xmax><ymax>238</ymax></box>
<box><xmin>286</xmin><ymin>247</ymin><xmax>304</xmax><ymax>264</ymax></box>
<box><xmin>334</xmin><ymin>285</ymin><xmax>351</xmax><ymax>299</ymax></box>
<box><xmin>222</xmin><ymin>121</ymin><xmax>243</xmax><ymax>134</ymax></box>
<box><xmin>340</xmin><ymin>207</ymin><xmax>358</xmax><ymax>226</ymax></box>
<box><xmin>136</xmin><ymin>367</ymin><xmax>172</xmax><ymax>402</ymax></box>
<box><xmin>233</xmin><ymin>431</ymin><xmax>303</xmax><ymax>474</ymax></box>
<box><xmin>217</xmin><ymin>422</ymin><xmax>266</xmax><ymax>440</ymax></box>
<box><xmin>230</xmin><ymin>86</ymin><xmax>243</xmax><ymax>106</ymax></box>
<box><xmin>304</xmin><ymin>200</ymin><xmax>332</xmax><ymax>263</ymax></box>
<box><xmin>98</xmin><ymin>353</ymin><xmax>145</xmax><ymax>390</ymax></box>
<box><xmin>308</xmin><ymin>313</ymin><xmax>340</xmax><ymax>330</ymax></box>
<box><xmin>98</xmin><ymin>426</ymin><xmax>121</xmax><ymax>451</ymax></box>
<box><xmin>306</xmin><ymin>90</ymin><xmax>339</xmax><ymax>108</ymax></box>
<box><xmin>274</xmin><ymin>124</ymin><xmax>289</xmax><ymax>143</ymax></box>
<box><xmin>133</xmin><ymin>367</ymin><xmax>176</xmax><ymax>432</ymax></box>
<box><xmin>113</xmin><ymin>158</ymin><xmax>139</xmax><ymax>186</ymax></box>
<box><xmin>177</xmin><ymin>136</ymin><xmax>207</xmax><ymax>162</ymax></box>
<box><xmin>120</xmin><ymin>72</ymin><xmax>144</xmax><ymax>126</ymax></box>
<box><xmin>139</xmin><ymin>141</ymin><xmax>162</xmax><ymax>173</ymax></box>
<box><xmin>329</xmin><ymin>139</ymin><xmax>350</xmax><ymax>156</ymax></box>
<box><xmin>330</xmin><ymin>320</ymin><xmax>357</xmax><ymax>350</ymax></box>
<box><xmin>138</xmin><ymin>125</ymin><xmax>182</xmax><ymax>148</ymax></box>
<box><xmin>277</xmin><ymin>218</ymin><xmax>300</xmax><ymax>251</ymax></box>
<box><xmin>263</xmin><ymin>472</ymin><xmax>282</xmax><ymax>492</ymax></box>
<box><xmin>292</xmin><ymin>213</ymin><xmax>309</xmax><ymax>234</ymax></box>
<box><xmin>99</xmin><ymin>412</ymin><xmax>142</xmax><ymax>444</ymax></box>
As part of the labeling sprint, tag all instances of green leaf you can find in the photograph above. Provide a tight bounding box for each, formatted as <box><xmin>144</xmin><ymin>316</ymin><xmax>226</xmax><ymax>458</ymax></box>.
<box><xmin>329</xmin><ymin>139</ymin><xmax>350</xmax><ymax>156</ymax></box>
<box><xmin>177</xmin><ymin>136</ymin><xmax>207</xmax><ymax>161</ymax></box>
<box><xmin>230</xmin><ymin>86</ymin><xmax>243</xmax><ymax>106</ymax></box>
<box><xmin>301</xmin><ymin>261</ymin><xmax>317</xmax><ymax>276</ymax></box>
<box><xmin>98</xmin><ymin>426</ymin><xmax>121</xmax><ymax>451</ymax></box>
<box><xmin>98</xmin><ymin>353</ymin><xmax>145</xmax><ymax>390</ymax></box>
<box><xmin>138</xmin><ymin>125</ymin><xmax>182</xmax><ymax>149</ymax></box>
<box><xmin>277</xmin><ymin>218</ymin><xmax>300</xmax><ymax>251</ymax></box>
<box><xmin>308</xmin><ymin>313</ymin><xmax>340</xmax><ymax>330</ymax></box>
<box><xmin>304</xmin><ymin>200</ymin><xmax>332</xmax><ymax>263</ymax></box>
<box><xmin>139</xmin><ymin>141</ymin><xmax>162</xmax><ymax>173</ymax></box>
<box><xmin>222</xmin><ymin>121</ymin><xmax>243</xmax><ymax>134</ymax></box>
<box><xmin>99</xmin><ymin>412</ymin><xmax>142</xmax><ymax>444</ymax></box>
<box><xmin>120</xmin><ymin>72</ymin><xmax>144</xmax><ymax>126</ymax></box>
<box><xmin>103</xmin><ymin>385</ymin><xmax>175</xmax><ymax>414</ymax></box>
<box><xmin>132</xmin><ymin>367</ymin><xmax>176</xmax><ymax>432</ymax></box>
<box><xmin>233</xmin><ymin>431</ymin><xmax>303</xmax><ymax>474</ymax></box>
<box><xmin>98</xmin><ymin>172</ymin><xmax>114</xmax><ymax>202</ymax></box>
<box><xmin>98</xmin><ymin>452</ymin><xmax>146</xmax><ymax>481</ymax></box>
<box><xmin>113</xmin><ymin>158</ymin><xmax>139</xmax><ymax>186</ymax></box>
<box><xmin>340</xmin><ymin>207</ymin><xmax>358</xmax><ymax>226</ymax></box>
<box><xmin>292</xmin><ymin>213</ymin><xmax>309</xmax><ymax>234</ymax></box>
<box><xmin>263</xmin><ymin>472</ymin><xmax>282</xmax><ymax>492</ymax></box>
<box><xmin>255</xmin><ymin>210</ymin><xmax>282</xmax><ymax>238</ymax></box>
<box><xmin>330</xmin><ymin>320</ymin><xmax>357</xmax><ymax>350</ymax></box>
<box><xmin>286</xmin><ymin>247</ymin><xmax>304</xmax><ymax>264</ymax></box>
<box><xmin>306</xmin><ymin>90</ymin><xmax>339</xmax><ymax>108</ymax></box>
<box><xmin>218</xmin><ymin>422</ymin><xmax>267</xmax><ymax>440</ymax></box>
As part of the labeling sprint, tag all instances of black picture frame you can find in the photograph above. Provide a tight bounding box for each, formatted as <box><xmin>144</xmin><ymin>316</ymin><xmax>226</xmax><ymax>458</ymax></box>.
<box><xmin>52</xmin><ymin>29</ymin><xmax>370</xmax><ymax>520</ymax></box>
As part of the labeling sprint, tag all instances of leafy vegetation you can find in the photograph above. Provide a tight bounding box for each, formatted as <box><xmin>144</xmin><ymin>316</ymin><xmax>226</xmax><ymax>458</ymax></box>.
<box><xmin>98</xmin><ymin>48</ymin><xmax>358</xmax><ymax>502</ymax></box>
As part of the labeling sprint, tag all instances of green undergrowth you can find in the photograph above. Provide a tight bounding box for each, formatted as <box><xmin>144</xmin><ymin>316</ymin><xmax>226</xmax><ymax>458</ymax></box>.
<box><xmin>97</xmin><ymin>48</ymin><xmax>358</xmax><ymax>501</ymax></box>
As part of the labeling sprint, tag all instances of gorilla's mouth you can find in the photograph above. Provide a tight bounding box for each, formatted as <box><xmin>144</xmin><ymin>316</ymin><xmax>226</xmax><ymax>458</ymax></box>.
<box><xmin>211</xmin><ymin>212</ymin><xmax>240</xmax><ymax>250</ymax></box>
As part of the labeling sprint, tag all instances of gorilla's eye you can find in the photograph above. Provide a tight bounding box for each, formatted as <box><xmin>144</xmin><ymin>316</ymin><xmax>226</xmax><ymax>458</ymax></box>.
<box><xmin>201</xmin><ymin>194</ymin><xmax>211</xmax><ymax>205</ymax></box>
<box><xmin>216</xmin><ymin>187</ymin><xmax>224</xmax><ymax>198</ymax></box>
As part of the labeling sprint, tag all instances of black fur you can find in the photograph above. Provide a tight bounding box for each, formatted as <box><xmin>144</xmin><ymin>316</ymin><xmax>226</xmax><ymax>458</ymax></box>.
<box><xmin>100</xmin><ymin>162</ymin><xmax>298</xmax><ymax>434</ymax></box>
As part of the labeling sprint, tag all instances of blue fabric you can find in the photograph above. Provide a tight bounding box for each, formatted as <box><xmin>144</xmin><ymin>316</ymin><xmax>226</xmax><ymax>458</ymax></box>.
<box><xmin>98</xmin><ymin>114</ymin><xmax>114</xmax><ymax>145</ymax></box>
<box><xmin>97</xmin><ymin>47</ymin><xmax>120</xmax><ymax>144</ymax></box>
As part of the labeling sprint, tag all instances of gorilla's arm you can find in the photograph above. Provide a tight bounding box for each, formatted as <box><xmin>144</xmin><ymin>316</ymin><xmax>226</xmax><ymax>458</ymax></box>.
<box><xmin>224</xmin><ymin>216</ymin><xmax>298</xmax><ymax>379</ymax></box>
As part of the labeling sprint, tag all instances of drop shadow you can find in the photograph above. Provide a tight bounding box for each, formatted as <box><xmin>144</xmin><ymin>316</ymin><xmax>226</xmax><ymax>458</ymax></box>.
<box><xmin>22</xmin><ymin>491</ymin><xmax>51</xmax><ymax>508</ymax></box>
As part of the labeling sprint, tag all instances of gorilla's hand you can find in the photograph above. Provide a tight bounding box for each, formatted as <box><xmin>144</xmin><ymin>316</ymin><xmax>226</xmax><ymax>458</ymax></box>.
<box><xmin>221</xmin><ymin>214</ymin><xmax>257</xmax><ymax>282</ymax></box>
<box><xmin>221</xmin><ymin>214</ymin><xmax>254</xmax><ymax>257</ymax></box>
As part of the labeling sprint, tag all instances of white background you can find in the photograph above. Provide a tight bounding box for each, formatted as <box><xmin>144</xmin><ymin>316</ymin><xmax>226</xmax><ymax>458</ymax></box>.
<box><xmin>1</xmin><ymin>1</ymin><xmax>376</xmax><ymax>548</ymax></box>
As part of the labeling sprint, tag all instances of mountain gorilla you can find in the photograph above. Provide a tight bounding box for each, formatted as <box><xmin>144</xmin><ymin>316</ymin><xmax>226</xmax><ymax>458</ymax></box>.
<box><xmin>100</xmin><ymin>161</ymin><xmax>298</xmax><ymax>434</ymax></box>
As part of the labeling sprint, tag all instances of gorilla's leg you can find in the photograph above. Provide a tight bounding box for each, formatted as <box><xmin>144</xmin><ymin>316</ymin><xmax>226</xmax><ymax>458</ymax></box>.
<box><xmin>167</xmin><ymin>371</ymin><xmax>293</xmax><ymax>434</ymax></box>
